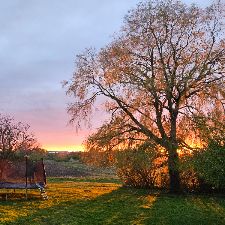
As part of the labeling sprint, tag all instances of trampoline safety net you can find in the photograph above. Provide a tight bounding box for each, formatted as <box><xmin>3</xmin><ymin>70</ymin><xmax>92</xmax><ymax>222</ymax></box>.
<box><xmin>0</xmin><ymin>158</ymin><xmax>46</xmax><ymax>189</ymax></box>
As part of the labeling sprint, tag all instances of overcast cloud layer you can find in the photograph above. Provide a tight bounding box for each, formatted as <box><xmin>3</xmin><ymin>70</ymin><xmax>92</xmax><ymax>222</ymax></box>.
<box><xmin>0</xmin><ymin>0</ymin><xmax>212</xmax><ymax>151</ymax></box>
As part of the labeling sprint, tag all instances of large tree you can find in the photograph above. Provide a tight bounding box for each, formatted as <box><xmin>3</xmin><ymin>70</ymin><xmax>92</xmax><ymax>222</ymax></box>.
<box><xmin>65</xmin><ymin>0</ymin><xmax>225</xmax><ymax>192</ymax></box>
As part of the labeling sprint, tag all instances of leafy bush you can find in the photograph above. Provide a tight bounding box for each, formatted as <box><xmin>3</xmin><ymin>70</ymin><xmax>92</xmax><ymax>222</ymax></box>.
<box><xmin>115</xmin><ymin>141</ymin><xmax>225</xmax><ymax>192</ymax></box>
<box><xmin>192</xmin><ymin>141</ymin><xmax>225</xmax><ymax>190</ymax></box>
<box><xmin>179</xmin><ymin>158</ymin><xmax>201</xmax><ymax>192</ymax></box>
<box><xmin>179</xmin><ymin>140</ymin><xmax>225</xmax><ymax>192</ymax></box>
<box><xmin>115</xmin><ymin>147</ymin><xmax>169</xmax><ymax>188</ymax></box>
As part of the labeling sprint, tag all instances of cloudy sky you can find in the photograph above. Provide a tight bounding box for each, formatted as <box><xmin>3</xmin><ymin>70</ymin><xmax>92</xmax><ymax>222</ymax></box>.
<box><xmin>0</xmin><ymin>0</ymin><xmax>213</xmax><ymax>151</ymax></box>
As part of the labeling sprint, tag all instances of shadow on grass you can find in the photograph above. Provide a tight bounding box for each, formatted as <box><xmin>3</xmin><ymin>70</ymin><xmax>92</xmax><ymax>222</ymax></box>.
<box><xmin>3</xmin><ymin>187</ymin><xmax>225</xmax><ymax>225</ymax></box>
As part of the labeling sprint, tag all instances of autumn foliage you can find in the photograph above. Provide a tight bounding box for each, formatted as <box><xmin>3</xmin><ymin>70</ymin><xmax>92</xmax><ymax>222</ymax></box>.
<box><xmin>66</xmin><ymin>0</ymin><xmax>225</xmax><ymax>193</ymax></box>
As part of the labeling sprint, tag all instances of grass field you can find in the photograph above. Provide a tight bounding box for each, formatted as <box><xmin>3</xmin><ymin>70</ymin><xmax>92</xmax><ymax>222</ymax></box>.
<box><xmin>1</xmin><ymin>177</ymin><xmax>225</xmax><ymax>225</ymax></box>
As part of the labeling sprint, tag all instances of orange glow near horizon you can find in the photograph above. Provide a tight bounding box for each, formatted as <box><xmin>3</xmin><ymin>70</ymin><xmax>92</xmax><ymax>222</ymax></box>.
<box><xmin>43</xmin><ymin>144</ymin><xmax>85</xmax><ymax>152</ymax></box>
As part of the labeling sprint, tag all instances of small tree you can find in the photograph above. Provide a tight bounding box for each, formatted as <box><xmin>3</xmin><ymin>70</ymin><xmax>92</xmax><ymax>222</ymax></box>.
<box><xmin>0</xmin><ymin>114</ymin><xmax>38</xmax><ymax>159</ymax></box>
<box><xmin>65</xmin><ymin>0</ymin><xmax>224</xmax><ymax>192</ymax></box>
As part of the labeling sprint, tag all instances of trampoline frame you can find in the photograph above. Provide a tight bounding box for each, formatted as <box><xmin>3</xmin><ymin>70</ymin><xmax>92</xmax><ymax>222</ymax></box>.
<box><xmin>0</xmin><ymin>157</ymin><xmax>47</xmax><ymax>200</ymax></box>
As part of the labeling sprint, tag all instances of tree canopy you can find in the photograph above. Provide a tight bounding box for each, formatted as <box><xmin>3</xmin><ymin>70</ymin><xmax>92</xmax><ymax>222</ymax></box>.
<box><xmin>65</xmin><ymin>0</ymin><xmax>225</xmax><ymax>192</ymax></box>
<box><xmin>0</xmin><ymin>114</ymin><xmax>39</xmax><ymax>159</ymax></box>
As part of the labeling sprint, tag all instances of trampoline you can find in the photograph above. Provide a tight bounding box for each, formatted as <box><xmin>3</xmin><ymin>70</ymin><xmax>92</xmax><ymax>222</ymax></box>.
<box><xmin>0</xmin><ymin>157</ymin><xmax>47</xmax><ymax>200</ymax></box>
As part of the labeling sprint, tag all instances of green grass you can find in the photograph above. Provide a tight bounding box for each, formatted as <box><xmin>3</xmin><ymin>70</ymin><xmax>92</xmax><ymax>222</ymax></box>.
<box><xmin>48</xmin><ymin>177</ymin><xmax>122</xmax><ymax>184</ymax></box>
<box><xmin>1</xmin><ymin>178</ymin><xmax>225</xmax><ymax>225</ymax></box>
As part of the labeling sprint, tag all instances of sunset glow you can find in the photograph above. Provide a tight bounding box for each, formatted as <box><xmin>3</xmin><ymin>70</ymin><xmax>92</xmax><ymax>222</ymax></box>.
<box><xmin>0</xmin><ymin>1</ymin><xmax>223</xmax><ymax>224</ymax></box>
<box><xmin>0</xmin><ymin>0</ymin><xmax>212</xmax><ymax>155</ymax></box>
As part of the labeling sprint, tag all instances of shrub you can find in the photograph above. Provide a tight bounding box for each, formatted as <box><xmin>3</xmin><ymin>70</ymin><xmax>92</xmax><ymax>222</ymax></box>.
<box><xmin>116</xmin><ymin>141</ymin><xmax>225</xmax><ymax>192</ymax></box>
<box><xmin>179</xmin><ymin>158</ymin><xmax>201</xmax><ymax>192</ymax></box>
<box><xmin>115</xmin><ymin>147</ymin><xmax>169</xmax><ymax>188</ymax></box>
<box><xmin>179</xmin><ymin>140</ymin><xmax>225</xmax><ymax>192</ymax></box>
<box><xmin>192</xmin><ymin>141</ymin><xmax>225</xmax><ymax>190</ymax></box>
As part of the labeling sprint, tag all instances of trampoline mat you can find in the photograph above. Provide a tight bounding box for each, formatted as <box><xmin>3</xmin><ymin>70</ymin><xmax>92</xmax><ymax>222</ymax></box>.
<box><xmin>0</xmin><ymin>182</ymin><xmax>45</xmax><ymax>189</ymax></box>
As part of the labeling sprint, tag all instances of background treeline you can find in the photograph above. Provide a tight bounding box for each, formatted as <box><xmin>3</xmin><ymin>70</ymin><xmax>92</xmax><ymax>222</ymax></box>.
<box><xmin>0</xmin><ymin>114</ymin><xmax>82</xmax><ymax>162</ymax></box>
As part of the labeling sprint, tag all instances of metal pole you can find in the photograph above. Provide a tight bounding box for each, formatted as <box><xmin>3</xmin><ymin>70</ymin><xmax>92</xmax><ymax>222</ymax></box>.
<box><xmin>41</xmin><ymin>158</ymin><xmax>47</xmax><ymax>186</ymax></box>
<box><xmin>25</xmin><ymin>156</ymin><xmax>28</xmax><ymax>200</ymax></box>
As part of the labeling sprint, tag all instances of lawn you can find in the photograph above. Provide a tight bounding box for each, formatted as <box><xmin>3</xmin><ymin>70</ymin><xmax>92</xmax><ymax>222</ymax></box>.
<box><xmin>1</xmin><ymin>178</ymin><xmax>225</xmax><ymax>225</ymax></box>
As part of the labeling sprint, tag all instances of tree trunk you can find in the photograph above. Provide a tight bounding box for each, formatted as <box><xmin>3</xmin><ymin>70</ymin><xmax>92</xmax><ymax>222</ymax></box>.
<box><xmin>167</xmin><ymin>145</ymin><xmax>181</xmax><ymax>193</ymax></box>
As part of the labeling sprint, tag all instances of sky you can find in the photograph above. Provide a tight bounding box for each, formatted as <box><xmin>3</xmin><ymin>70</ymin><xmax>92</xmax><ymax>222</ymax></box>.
<box><xmin>0</xmin><ymin>0</ymin><xmax>213</xmax><ymax>151</ymax></box>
